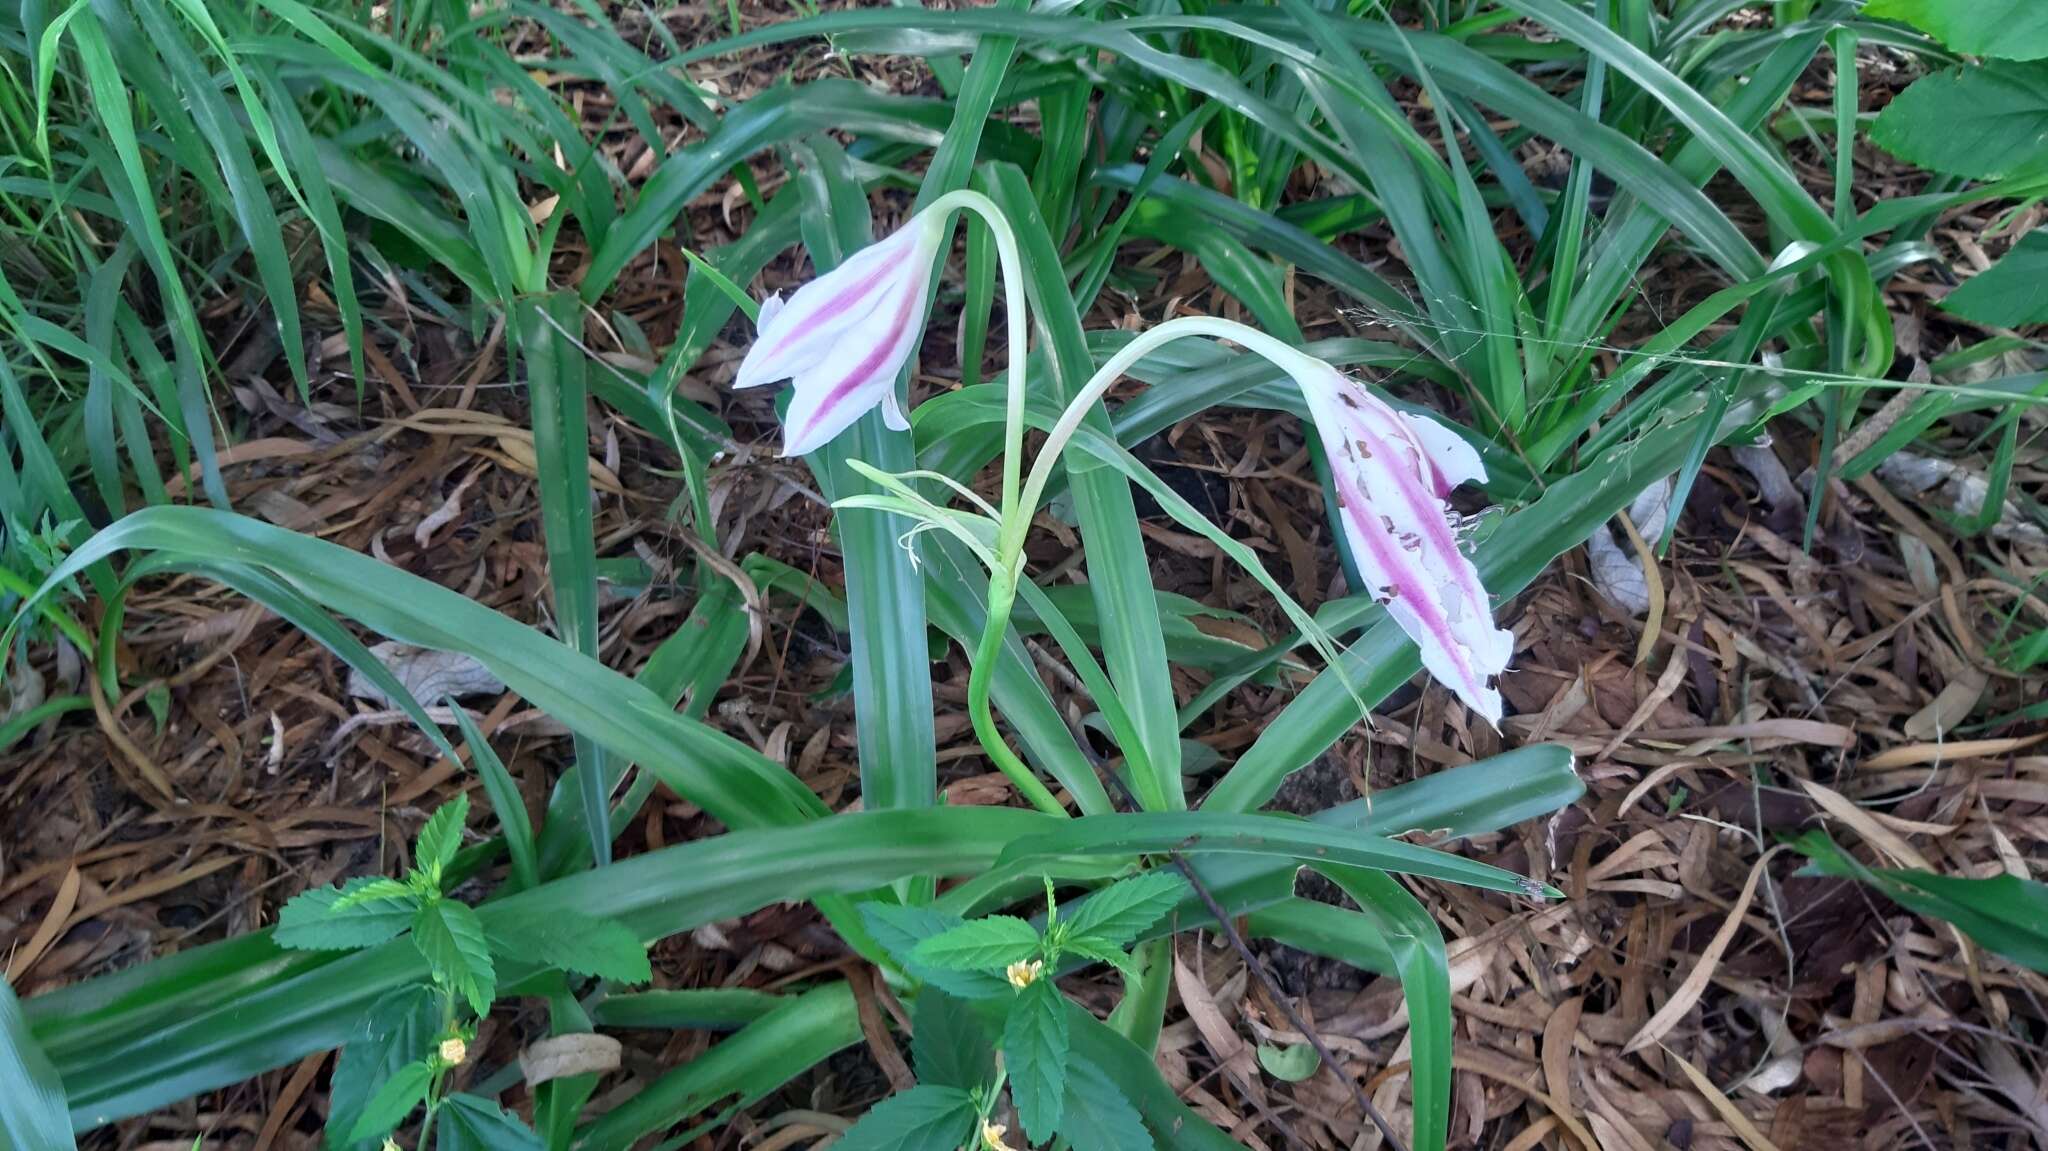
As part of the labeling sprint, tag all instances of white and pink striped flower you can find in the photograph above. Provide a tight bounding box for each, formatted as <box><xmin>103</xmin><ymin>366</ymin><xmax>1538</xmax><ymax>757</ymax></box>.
<box><xmin>1295</xmin><ymin>363</ymin><xmax>1514</xmax><ymax>724</ymax></box>
<box><xmin>734</xmin><ymin>211</ymin><xmax>946</xmax><ymax>457</ymax></box>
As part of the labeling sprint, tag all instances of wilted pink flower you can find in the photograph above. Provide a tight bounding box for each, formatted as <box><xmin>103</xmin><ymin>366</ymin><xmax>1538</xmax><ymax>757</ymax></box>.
<box><xmin>734</xmin><ymin>212</ymin><xmax>945</xmax><ymax>456</ymax></box>
<box><xmin>1297</xmin><ymin>364</ymin><xmax>1513</xmax><ymax>723</ymax></box>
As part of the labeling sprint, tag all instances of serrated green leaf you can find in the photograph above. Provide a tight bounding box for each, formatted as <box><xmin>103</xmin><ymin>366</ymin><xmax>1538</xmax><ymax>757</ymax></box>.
<box><xmin>830</xmin><ymin>1084</ymin><xmax>977</xmax><ymax>1151</ymax></box>
<box><xmin>327</xmin><ymin>986</ymin><xmax>439</xmax><ymax>1150</ymax></box>
<box><xmin>860</xmin><ymin>903</ymin><xmax>1013</xmax><ymax>999</ymax></box>
<box><xmin>1065</xmin><ymin>872</ymin><xmax>1190</xmax><ymax>946</ymax></box>
<box><xmin>1865</xmin><ymin>0</ymin><xmax>2048</xmax><ymax>60</ymax></box>
<box><xmin>275</xmin><ymin>876</ymin><xmax>419</xmax><ymax>951</ymax></box>
<box><xmin>1256</xmin><ymin>1042</ymin><xmax>1320</xmax><ymax>1082</ymax></box>
<box><xmin>1061</xmin><ymin>1054</ymin><xmax>1152</xmax><ymax>1151</ymax></box>
<box><xmin>331</xmin><ymin>878</ymin><xmax>414</xmax><ymax>911</ymax></box>
<box><xmin>1870</xmin><ymin>62</ymin><xmax>2048</xmax><ymax>182</ymax></box>
<box><xmin>485</xmin><ymin>912</ymin><xmax>651</xmax><ymax>985</ymax></box>
<box><xmin>911</xmin><ymin>988</ymin><xmax>992</xmax><ymax>1092</ymax></box>
<box><xmin>1002</xmin><ymin>980</ymin><xmax>1068</xmax><ymax>1143</ymax></box>
<box><xmin>346</xmin><ymin>1059</ymin><xmax>432</xmax><ymax>1144</ymax></box>
<box><xmin>414</xmin><ymin>900</ymin><xmax>496</xmax><ymax>1016</ymax></box>
<box><xmin>913</xmin><ymin>916</ymin><xmax>1042</xmax><ymax>971</ymax></box>
<box><xmin>416</xmin><ymin>793</ymin><xmax>471</xmax><ymax>884</ymax></box>
<box><xmin>1061</xmin><ymin>938</ymin><xmax>1142</xmax><ymax>984</ymax></box>
<box><xmin>1942</xmin><ymin>229</ymin><xmax>2048</xmax><ymax>327</ymax></box>
<box><xmin>437</xmin><ymin>1094</ymin><xmax>547</xmax><ymax>1151</ymax></box>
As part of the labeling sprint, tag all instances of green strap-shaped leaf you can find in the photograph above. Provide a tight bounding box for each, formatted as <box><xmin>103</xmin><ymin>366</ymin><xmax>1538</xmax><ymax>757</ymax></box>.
<box><xmin>0</xmin><ymin>978</ymin><xmax>75</xmax><ymax>1151</ymax></box>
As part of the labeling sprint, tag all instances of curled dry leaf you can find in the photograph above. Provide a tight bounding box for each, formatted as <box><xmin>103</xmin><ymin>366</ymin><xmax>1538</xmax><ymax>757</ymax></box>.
<box><xmin>519</xmin><ymin>1033</ymin><xmax>623</xmax><ymax>1088</ymax></box>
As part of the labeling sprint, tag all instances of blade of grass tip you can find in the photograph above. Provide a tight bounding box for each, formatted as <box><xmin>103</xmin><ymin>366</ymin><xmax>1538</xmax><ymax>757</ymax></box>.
<box><xmin>982</xmin><ymin>163</ymin><xmax>1186</xmax><ymax>812</ymax></box>
<box><xmin>114</xmin><ymin>307</ymin><xmax>191</xmax><ymax>494</ymax></box>
<box><xmin>69</xmin><ymin>14</ymin><xmax>228</xmax><ymax>508</ymax></box>
<box><xmin>518</xmin><ymin>291</ymin><xmax>613</xmax><ymax>867</ymax></box>
<box><xmin>129</xmin><ymin>0</ymin><xmax>308</xmax><ymax>398</ymax></box>
<box><xmin>82</xmin><ymin>243</ymin><xmax>137</xmax><ymax>520</ymax></box>
<box><xmin>450</xmin><ymin>704</ymin><xmax>538</xmax><ymax>893</ymax></box>
<box><xmin>790</xmin><ymin>136</ymin><xmax>937</xmax><ymax>820</ymax></box>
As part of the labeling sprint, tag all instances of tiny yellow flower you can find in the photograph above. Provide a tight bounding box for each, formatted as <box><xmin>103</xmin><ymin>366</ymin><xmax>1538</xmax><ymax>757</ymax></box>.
<box><xmin>438</xmin><ymin>1036</ymin><xmax>467</xmax><ymax>1066</ymax></box>
<box><xmin>381</xmin><ymin>1140</ymin><xmax>401</xmax><ymax>1151</ymax></box>
<box><xmin>1004</xmin><ymin>959</ymin><xmax>1042</xmax><ymax>990</ymax></box>
<box><xmin>980</xmin><ymin>1120</ymin><xmax>1017</xmax><ymax>1151</ymax></box>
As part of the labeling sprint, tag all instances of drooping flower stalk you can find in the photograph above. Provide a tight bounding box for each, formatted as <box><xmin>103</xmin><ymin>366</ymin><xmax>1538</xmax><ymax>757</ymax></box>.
<box><xmin>987</xmin><ymin>315</ymin><xmax>1512</xmax><ymax>728</ymax></box>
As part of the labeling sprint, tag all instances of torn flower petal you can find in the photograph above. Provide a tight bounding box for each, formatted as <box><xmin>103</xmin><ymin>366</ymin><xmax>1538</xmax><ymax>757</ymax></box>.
<box><xmin>1295</xmin><ymin>364</ymin><xmax>1513</xmax><ymax>724</ymax></box>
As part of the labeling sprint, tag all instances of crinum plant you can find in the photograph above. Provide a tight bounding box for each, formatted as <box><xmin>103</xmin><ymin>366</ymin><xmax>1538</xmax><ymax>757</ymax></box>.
<box><xmin>722</xmin><ymin>188</ymin><xmax>1550</xmax><ymax>1148</ymax></box>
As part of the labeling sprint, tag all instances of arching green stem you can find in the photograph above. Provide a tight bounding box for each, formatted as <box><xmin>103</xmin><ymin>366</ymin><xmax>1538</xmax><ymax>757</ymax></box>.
<box><xmin>967</xmin><ymin>314</ymin><xmax>1319</xmax><ymax>811</ymax></box>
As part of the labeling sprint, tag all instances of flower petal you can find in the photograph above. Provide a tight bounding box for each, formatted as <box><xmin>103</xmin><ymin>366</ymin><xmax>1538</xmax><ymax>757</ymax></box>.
<box><xmin>1398</xmin><ymin>411</ymin><xmax>1488</xmax><ymax>495</ymax></box>
<box><xmin>1299</xmin><ymin>368</ymin><xmax>1512</xmax><ymax>723</ymax></box>
<box><xmin>735</xmin><ymin>223</ymin><xmax>928</xmax><ymax>391</ymax></box>
<box><xmin>778</xmin><ymin>270</ymin><xmax>926</xmax><ymax>457</ymax></box>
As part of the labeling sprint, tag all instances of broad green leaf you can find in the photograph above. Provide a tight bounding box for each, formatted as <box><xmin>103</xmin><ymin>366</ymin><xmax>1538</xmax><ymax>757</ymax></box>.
<box><xmin>913</xmin><ymin>916</ymin><xmax>1042</xmax><ymax>971</ymax></box>
<box><xmin>1256</xmin><ymin>1043</ymin><xmax>1319</xmax><ymax>1082</ymax></box>
<box><xmin>484</xmin><ymin>913</ymin><xmax>651</xmax><ymax>985</ymax></box>
<box><xmin>346</xmin><ymin>1059</ymin><xmax>432</xmax><ymax>1144</ymax></box>
<box><xmin>1941</xmin><ymin>230</ymin><xmax>2048</xmax><ymax>327</ymax></box>
<box><xmin>413</xmin><ymin>901</ymin><xmax>496</xmax><ymax>1016</ymax></box>
<box><xmin>276</xmin><ymin>878</ymin><xmax>419</xmax><ymax>952</ymax></box>
<box><xmin>1791</xmin><ymin>831</ymin><xmax>2048</xmax><ymax>971</ymax></box>
<box><xmin>1061</xmin><ymin>938</ymin><xmax>1141</xmax><ymax>984</ymax></box>
<box><xmin>416</xmin><ymin>793</ymin><xmax>470</xmax><ymax>884</ymax></box>
<box><xmin>1061</xmin><ymin>1054</ymin><xmax>1152</xmax><ymax>1151</ymax></box>
<box><xmin>1002</xmin><ymin>980</ymin><xmax>1068</xmax><ymax>1143</ymax></box>
<box><xmin>862</xmin><ymin>905</ymin><xmax>1013</xmax><ymax>999</ymax></box>
<box><xmin>0</xmin><ymin>978</ymin><xmax>74</xmax><ymax>1151</ymax></box>
<box><xmin>327</xmin><ymin>986</ymin><xmax>438</xmax><ymax>1151</ymax></box>
<box><xmin>1865</xmin><ymin>0</ymin><xmax>2048</xmax><ymax>60</ymax></box>
<box><xmin>1065</xmin><ymin>872</ymin><xmax>1190</xmax><ymax>946</ymax></box>
<box><xmin>1066</xmin><ymin>1004</ymin><xmax>1242</xmax><ymax>1151</ymax></box>
<box><xmin>1871</xmin><ymin>62</ymin><xmax>2048</xmax><ymax>181</ymax></box>
<box><xmin>437</xmin><ymin>1094</ymin><xmax>546</xmax><ymax>1151</ymax></box>
<box><xmin>910</xmin><ymin>988</ymin><xmax>992</xmax><ymax>1092</ymax></box>
<box><xmin>829</xmin><ymin>1085</ymin><xmax>977</xmax><ymax>1151</ymax></box>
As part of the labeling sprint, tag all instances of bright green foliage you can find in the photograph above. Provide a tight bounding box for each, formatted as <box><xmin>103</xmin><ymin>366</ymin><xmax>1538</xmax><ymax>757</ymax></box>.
<box><xmin>910</xmin><ymin>989</ymin><xmax>993</xmax><ymax>1093</ymax></box>
<box><xmin>276</xmin><ymin>878</ymin><xmax>419</xmax><ymax>951</ymax></box>
<box><xmin>436</xmin><ymin>1094</ymin><xmax>547</xmax><ymax>1151</ymax></box>
<box><xmin>1942</xmin><ymin>230</ymin><xmax>2048</xmax><ymax>326</ymax></box>
<box><xmin>1062</xmin><ymin>1055</ymin><xmax>1154</xmax><ymax>1151</ymax></box>
<box><xmin>914</xmin><ymin>917</ymin><xmax>1043</xmax><ymax>971</ymax></box>
<box><xmin>1871</xmin><ymin>61</ymin><xmax>2048</xmax><ymax>180</ymax></box>
<box><xmin>1065</xmin><ymin>872</ymin><xmax>1190</xmax><ymax>944</ymax></box>
<box><xmin>1256</xmin><ymin>1043</ymin><xmax>1320</xmax><ymax>1082</ymax></box>
<box><xmin>829</xmin><ymin>1085</ymin><xmax>978</xmax><ymax>1151</ymax></box>
<box><xmin>347</xmin><ymin>1061</ymin><xmax>433</xmax><ymax>1145</ymax></box>
<box><xmin>412</xmin><ymin>901</ymin><xmax>496</xmax><ymax>1018</ymax></box>
<box><xmin>1791</xmin><ymin>832</ymin><xmax>2048</xmax><ymax>971</ymax></box>
<box><xmin>327</xmin><ymin>987</ymin><xmax>438</xmax><ymax>1151</ymax></box>
<box><xmin>1002</xmin><ymin>980</ymin><xmax>1071</xmax><ymax>1143</ymax></box>
<box><xmin>415</xmin><ymin>793</ymin><xmax>470</xmax><ymax>886</ymax></box>
<box><xmin>484</xmin><ymin>913</ymin><xmax>652</xmax><ymax>986</ymax></box>
<box><xmin>1865</xmin><ymin>0</ymin><xmax>2048</xmax><ymax>60</ymax></box>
